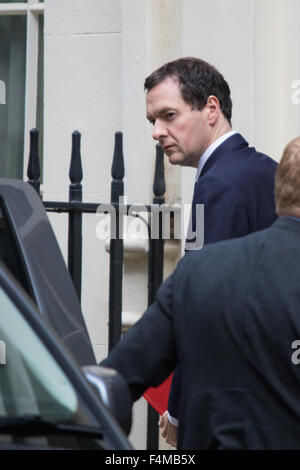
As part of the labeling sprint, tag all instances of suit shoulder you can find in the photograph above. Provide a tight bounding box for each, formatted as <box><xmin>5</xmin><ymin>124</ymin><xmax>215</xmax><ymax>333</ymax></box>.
<box><xmin>199</xmin><ymin>149</ymin><xmax>277</xmax><ymax>199</ymax></box>
<box><xmin>181</xmin><ymin>226</ymin><xmax>272</xmax><ymax>273</ymax></box>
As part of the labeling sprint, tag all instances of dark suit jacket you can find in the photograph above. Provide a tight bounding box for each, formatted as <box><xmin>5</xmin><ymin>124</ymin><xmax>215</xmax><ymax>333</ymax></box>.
<box><xmin>101</xmin><ymin>218</ymin><xmax>300</xmax><ymax>449</ymax></box>
<box><xmin>188</xmin><ymin>132</ymin><xmax>277</xmax><ymax>245</ymax></box>
<box><xmin>169</xmin><ymin>133</ymin><xmax>278</xmax><ymax>417</ymax></box>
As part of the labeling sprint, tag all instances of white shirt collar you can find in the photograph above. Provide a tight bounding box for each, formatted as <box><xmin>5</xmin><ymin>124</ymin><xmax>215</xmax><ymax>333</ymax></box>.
<box><xmin>195</xmin><ymin>130</ymin><xmax>237</xmax><ymax>181</ymax></box>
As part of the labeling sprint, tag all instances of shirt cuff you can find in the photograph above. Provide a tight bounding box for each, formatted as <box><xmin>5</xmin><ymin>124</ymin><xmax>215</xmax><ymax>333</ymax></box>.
<box><xmin>167</xmin><ymin>411</ymin><xmax>179</xmax><ymax>427</ymax></box>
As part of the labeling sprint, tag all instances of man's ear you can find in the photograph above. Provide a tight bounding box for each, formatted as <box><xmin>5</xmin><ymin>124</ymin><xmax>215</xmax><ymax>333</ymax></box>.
<box><xmin>205</xmin><ymin>95</ymin><xmax>220</xmax><ymax>125</ymax></box>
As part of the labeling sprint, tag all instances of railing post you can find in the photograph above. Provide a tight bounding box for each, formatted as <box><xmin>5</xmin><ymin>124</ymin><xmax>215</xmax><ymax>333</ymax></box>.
<box><xmin>147</xmin><ymin>143</ymin><xmax>165</xmax><ymax>450</ymax></box>
<box><xmin>109</xmin><ymin>131</ymin><xmax>124</xmax><ymax>351</ymax></box>
<box><xmin>68</xmin><ymin>130</ymin><xmax>83</xmax><ymax>301</ymax></box>
<box><xmin>27</xmin><ymin>128</ymin><xmax>40</xmax><ymax>195</ymax></box>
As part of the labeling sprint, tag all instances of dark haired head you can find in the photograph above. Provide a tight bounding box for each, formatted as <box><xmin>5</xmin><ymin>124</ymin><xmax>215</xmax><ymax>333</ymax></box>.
<box><xmin>144</xmin><ymin>57</ymin><xmax>232</xmax><ymax>125</ymax></box>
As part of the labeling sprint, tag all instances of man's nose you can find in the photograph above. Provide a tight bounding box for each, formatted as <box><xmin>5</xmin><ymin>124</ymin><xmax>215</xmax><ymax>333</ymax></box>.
<box><xmin>152</xmin><ymin>121</ymin><xmax>168</xmax><ymax>140</ymax></box>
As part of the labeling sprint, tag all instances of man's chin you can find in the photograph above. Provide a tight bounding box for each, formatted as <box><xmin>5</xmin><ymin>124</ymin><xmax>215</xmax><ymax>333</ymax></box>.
<box><xmin>167</xmin><ymin>152</ymin><xmax>198</xmax><ymax>168</ymax></box>
<box><xmin>167</xmin><ymin>153</ymin><xmax>184</xmax><ymax>165</ymax></box>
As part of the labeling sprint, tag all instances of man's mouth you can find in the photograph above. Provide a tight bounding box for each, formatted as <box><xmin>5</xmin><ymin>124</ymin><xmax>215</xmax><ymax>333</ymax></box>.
<box><xmin>163</xmin><ymin>144</ymin><xmax>176</xmax><ymax>152</ymax></box>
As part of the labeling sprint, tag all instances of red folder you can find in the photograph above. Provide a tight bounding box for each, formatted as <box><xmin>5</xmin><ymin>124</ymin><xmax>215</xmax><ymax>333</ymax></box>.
<box><xmin>143</xmin><ymin>373</ymin><xmax>173</xmax><ymax>415</ymax></box>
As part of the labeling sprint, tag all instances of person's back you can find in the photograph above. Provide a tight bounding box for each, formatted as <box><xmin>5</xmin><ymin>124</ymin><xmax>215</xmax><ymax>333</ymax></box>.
<box><xmin>174</xmin><ymin>218</ymin><xmax>300</xmax><ymax>448</ymax></box>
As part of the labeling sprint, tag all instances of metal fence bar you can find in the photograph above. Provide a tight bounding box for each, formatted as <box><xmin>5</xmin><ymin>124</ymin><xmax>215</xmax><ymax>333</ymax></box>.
<box><xmin>147</xmin><ymin>144</ymin><xmax>166</xmax><ymax>450</ymax></box>
<box><xmin>43</xmin><ymin>201</ymin><xmax>154</xmax><ymax>213</ymax></box>
<box><xmin>68</xmin><ymin>130</ymin><xmax>83</xmax><ymax>301</ymax></box>
<box><xmin>109</xmin><ymin>131</ymin><xmax>125</xmax><ymax>351</ymax></box>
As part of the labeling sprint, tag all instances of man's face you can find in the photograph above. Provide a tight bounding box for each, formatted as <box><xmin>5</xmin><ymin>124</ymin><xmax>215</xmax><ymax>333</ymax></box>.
<box><xmin>146</xmin><ymin>77</ymin><xmax>212</xmax><ymax>168</ymax></box>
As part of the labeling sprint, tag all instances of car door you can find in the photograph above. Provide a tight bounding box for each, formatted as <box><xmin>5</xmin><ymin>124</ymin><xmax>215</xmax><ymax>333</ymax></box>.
<box><xmin>0</xmin><ymin>178</ymin><xmax>95</xmax><ymax>365</ymax></box>
<box><xmin>0</xmin><ymin>263</ymin><xmax>132</xmax><ymax>450</ymax></box>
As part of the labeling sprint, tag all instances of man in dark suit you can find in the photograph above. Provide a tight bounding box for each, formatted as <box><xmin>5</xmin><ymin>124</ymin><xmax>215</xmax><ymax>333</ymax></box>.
<box><xmin>101</xmin><ymin>136</ymin><xmax>300</xmax><ymax>449</ymax></box>
<box><xmin>144</xmin><ymin>57</ymin><xmax>277</xmax><ymax>444</ymax></box>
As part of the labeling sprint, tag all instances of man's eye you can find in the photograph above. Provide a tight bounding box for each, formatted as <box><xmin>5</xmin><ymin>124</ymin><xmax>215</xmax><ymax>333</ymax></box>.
<box><xmin>166</xmin><ymin>112</ymin><xmax>175</xmax><ymax>119</ymax></box>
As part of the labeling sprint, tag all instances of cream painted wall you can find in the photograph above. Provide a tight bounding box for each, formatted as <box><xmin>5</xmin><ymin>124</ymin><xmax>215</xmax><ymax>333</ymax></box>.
<box><xmin>253</xmin><ymin>0</ymin><xmax>300</xmax><ymax>161</ymax></box>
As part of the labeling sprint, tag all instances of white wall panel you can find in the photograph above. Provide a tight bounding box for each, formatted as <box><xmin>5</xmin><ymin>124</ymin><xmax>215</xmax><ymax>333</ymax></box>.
<box><xmin>253</xmin><ymin>0</ymin><xmax>300</xmax><ymax>161</ymax></box>
<box><xmin>44</xmin><ymin>0</ymin><xmax>121</xmax><ymax>35</ymax></box>
<box><xmin>44</xmin><ymin>33</ymin><xmax>121</xmax><ymax>196</ymax></box>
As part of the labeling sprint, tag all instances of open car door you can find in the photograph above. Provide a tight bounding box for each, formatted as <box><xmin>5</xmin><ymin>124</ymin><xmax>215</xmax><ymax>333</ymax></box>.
<box><xmin>0</xmin><ymin>178</ymin><xmax>95</xmax><ymax>365</ymax></box>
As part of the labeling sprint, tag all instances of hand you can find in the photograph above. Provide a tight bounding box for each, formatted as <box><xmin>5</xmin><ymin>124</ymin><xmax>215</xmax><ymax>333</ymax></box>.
<box><xmin>158</xmin><ymin>411</ymin><xmax>178</xmax><ymax>448</ymax></box>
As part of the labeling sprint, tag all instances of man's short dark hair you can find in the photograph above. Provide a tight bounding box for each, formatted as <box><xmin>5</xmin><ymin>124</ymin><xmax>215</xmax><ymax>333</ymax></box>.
<box><xmin>144</xmin><ymin>57</ymin><xmax>232</xmax><ymax>125</ymax></box>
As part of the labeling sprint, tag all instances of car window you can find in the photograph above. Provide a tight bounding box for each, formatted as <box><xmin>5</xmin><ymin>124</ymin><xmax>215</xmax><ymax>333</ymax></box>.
<box><xmin>0</xmin><ymin>281</ymin><xmax>112</xmax><ymax>449</ymax></box>
<box><xmin>0</xmin><ymin>283</ymin><xmax>77</xmax><ymax>421</ymax></box>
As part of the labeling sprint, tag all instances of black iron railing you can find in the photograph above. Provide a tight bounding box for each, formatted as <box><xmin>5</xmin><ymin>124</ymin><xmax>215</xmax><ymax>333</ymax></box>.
<box><xmin>109</xmin><ymin>131</ymin><xmax>125</xmax><ymax>351</ymax></box>
<box><xmin>27</xmin><ymin>128</ymin><xmax>168</xmax><ymax>450</ymax></box>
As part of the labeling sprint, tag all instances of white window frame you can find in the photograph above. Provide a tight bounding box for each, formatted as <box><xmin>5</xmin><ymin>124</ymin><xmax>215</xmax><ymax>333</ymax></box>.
<box><xmin>0</xmin><ymin>1</ymin><xmax>44</xmax><ymax>178</ymax></box>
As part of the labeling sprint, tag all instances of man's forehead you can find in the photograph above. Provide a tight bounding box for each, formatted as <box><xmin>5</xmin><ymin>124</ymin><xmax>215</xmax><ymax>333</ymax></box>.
<box><xmin>146</xmin><ymin>77</ymin><xmax>183</xmax><ymax>113</ymax></box>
